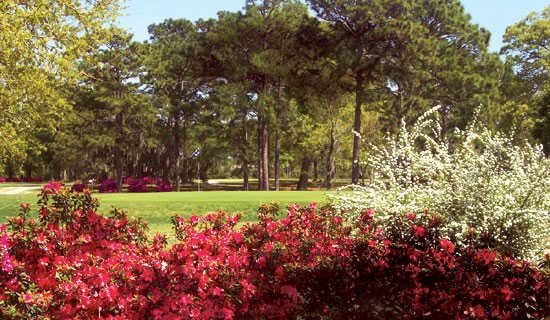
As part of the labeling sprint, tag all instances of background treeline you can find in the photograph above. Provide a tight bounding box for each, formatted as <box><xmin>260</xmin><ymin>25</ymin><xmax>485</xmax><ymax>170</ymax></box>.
<box><xmin>1</xmin><ymin>0</ymin><xmax>548</xmax><ymax>191</ymax></box>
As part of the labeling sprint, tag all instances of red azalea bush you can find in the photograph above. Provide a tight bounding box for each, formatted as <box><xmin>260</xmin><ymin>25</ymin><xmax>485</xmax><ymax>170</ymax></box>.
<box><xmin>124</xmin><ymin>177</ymin><xmax>158</xmax><ymax>186</ymax></box>
<box><xmin>43</xmin><ymin>181</ymin><xmax>64</xmax><ymax>194</ymax></box>
<box><xmin>98</xmin><ymin>179</ymin><xmax>118</xmax><ymax>193</ymax></box>
<box><xmin>128</xmin><ymin>178</ymin><xmax>149</xmax><ymax>193</ymax></box>
<box><xmin>143</xmin><ymin>177</ymin><xmax>157</xmax><ymax>185</ymax></box>
<box><xmin>156</xmin><ymin>182</ymin><xmax>172</xmax><ymax>192</ymax></box>
<box><xmin>0</xmin><ymin>177</ymin><xmax>6</xmax><ymax>183</ymax></box>
<box><xmin>0</xmin><ymin>187</ymin><xmax>548</xmax><ymax>319</ymax></box>
<box><xmin>70</xmin><ymin>183</ymin><xmax>87</xmax><ymax>193</ymax></box>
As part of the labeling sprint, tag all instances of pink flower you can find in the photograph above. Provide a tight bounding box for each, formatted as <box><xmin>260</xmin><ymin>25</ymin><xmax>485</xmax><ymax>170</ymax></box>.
<box><xmin>23</xmin><ymin>293</ymin><xmax>33</xmax><ymax>304</ymax></box>
<box><xmin>189</xmin><ymin>215</ymin><xmax>199</xmax><ymax>225</ymax></box>
<box><xmin>212</xmin><ymin>286</ymin><xmax>223</xmax><ymax>296</ymax></box>
<box><xmin>366</xmin><ymin>209</ymin><xmax>375</xmax><ymax>218</ymax></box>
<box><xmin>1</xmin><ymin>255</ymin><xmax>13</xmax><ymax>272</ymax></box>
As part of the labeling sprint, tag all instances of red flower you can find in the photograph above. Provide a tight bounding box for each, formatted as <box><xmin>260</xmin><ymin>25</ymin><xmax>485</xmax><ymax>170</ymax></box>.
<box><xmin>439</xmin><ymin>238</ymin><xmax>455</xmax><ymax>253</ymax></box>
<box><xmin>413</xmin><ymin>226</ymin><xmax>426</xmax><ymax>238</ymax></box>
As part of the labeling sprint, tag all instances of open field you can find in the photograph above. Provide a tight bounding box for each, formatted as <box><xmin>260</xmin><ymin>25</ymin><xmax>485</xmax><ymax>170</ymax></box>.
<box><xmin>0</xmin><ymin>191</ymin><xmax>329</xmax><ymax>237</ymax></box>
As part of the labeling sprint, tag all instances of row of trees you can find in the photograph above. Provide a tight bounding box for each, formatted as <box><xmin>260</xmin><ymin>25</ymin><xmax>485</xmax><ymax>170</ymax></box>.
<box><xmin>1</xmin><ymin>1</ymin><xmax>548</xmax><ymax>191</ymax></box>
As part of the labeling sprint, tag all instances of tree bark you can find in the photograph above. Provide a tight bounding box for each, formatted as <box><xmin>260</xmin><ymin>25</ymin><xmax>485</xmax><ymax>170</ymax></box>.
<box><xmin>174</xmin><ymin>124</ymin><xmax>181</xmax><ymax>192</ymax></box>
<box><xmin>257</xmin><ymin>119</ymin><xmax>262</xmax><ymax>191</ymax></box>
<box><xmin>259</xmin><ymin>117</ymin><xmax>269</xmax><ymax>191</ymax></box>
<box><xmin>351</xmin><ymin>75</ymin><xmax>363</xmax><ymax>185</ymax></box>
<box><xmin>324</xmin><ymin>122</ymin><xmax>338</xmax><ymax>189</ymax></box>
<box><xmin>115</xmin><ymin>111</ymin><xmax>124</xmax><ymax>192</ymax></box>
<box><xmin>242</xmin><ymin>120</ymin><xmax>249</xmax><ymax>191</ymax></box>
<box><xmin>274</xmin><ymin>122</ymin><xmax>281</xmax><ymax>191</ymax></box>
<box><xmin>199</xmin><ymin>160</ymin><xmax>209</xmax><ymax>182</ymax></box>
<box><xmin>182</xmin><ymin>158</ymin><xmax>190</xmax><ymax>184</ymax></box>
<box><xmin>274</xmin><ymin>86</ymin><xmax>283</xmax><ymax>191</ymax></box>
<box><xmin>162</xmin><ymin>152</ymin><xmax>170</xmax><ymax>183</ymax></box>
<box><xmin>297</xmin><ymin>156</ymin><xmax>311</xmax><ymax>191</ymax></box>
<box><xmin>313</xmin><ymin>158</ymin><xmax>318</xmax><ymax>181</ymax></box>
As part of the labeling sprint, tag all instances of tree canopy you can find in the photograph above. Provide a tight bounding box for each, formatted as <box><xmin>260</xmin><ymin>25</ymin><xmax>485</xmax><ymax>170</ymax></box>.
<box><xmin>1</xmin><ymin>1</ymin><xmax>548</xmax><ymax>189</ymax></box>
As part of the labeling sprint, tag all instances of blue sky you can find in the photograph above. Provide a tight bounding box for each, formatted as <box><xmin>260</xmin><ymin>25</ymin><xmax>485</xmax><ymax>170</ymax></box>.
<box><xmin>117</xmin><ymin>0</ymin><xmax>548</xmax><ymax>52</ymax></box>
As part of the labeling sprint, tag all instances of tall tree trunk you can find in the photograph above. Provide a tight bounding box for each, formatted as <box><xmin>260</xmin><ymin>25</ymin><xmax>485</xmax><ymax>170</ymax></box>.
<box><xmin>313</xmin><ymin>158</ymin><xmax>318</xmax><ymax>181</ymax></box>
<box><xmin>242</xmin><ymin>158</ymin><xmax>249</xmax><ymax>191</ymax></box>
<box><xmin>242</xmin><ymin>120</ymin><xmax>249</xmax><ymax>191</ymax></box>
<box><xmin>199</xmin><ymin>160</ymin><xmax>209</xmax><ymax>182</ymax></box>
<box><xmin>173</xmin><ymin>113</ymin><xmax>185</xmax><ymax>192</ymax></box>
<box><xmin>174</xmin><ymin>125</ymin><xmax>181</xmax><ymax>192</ymax></box>
<box><xmin>257</xmin><ymin>119</ymin><xmax>262</xmax><ymax>191</ymax></box>
<box><xmin>174</xmin><ymin>153</ymin><xmax>181</xmax><ymax>191</ymax></box>
<box><xmin>324</xmin><ymin>122</ymin><xmax>338</xmax><ymax>189</ymax></box>
<box><xmin>115</xmin><ymin>112</ymin><xmax>124</xmax><ymax>192</ymax></box>
<box><xmin>259</xmin><ymin>117</ymin><xmax>269</xmax><ymax>191</ymax></box>
<box><xmin>297</xmin><ymin>156</ymin><xmax>311</xmax><ymax>191</ymax></box>
<box><xmin>182</xmin><ymin>158</ymin><xmax>190</xmax><ymax>184</ymax></box>
<box><xmin>274</xmin><ymin>86</ymin><xmax>283</xmax><ymax>191</ymax></box>
<box><xmin>274</xmin><ymin>122</ymin><xmax>281</xmax><ymax>191</ymax></box>
<box><xmin>162</xmin><ymin>151</ymin><xmax>170</xmax><ymax>183</ymax></box>
<box><xmin>351</xmin><ymin>75</ymin><xmax>363</xmax><ymax>185</ymax></box>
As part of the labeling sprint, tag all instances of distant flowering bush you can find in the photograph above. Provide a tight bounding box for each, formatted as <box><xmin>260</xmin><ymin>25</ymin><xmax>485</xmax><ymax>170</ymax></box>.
<box><xmin>156</xmin><ymin>182</ymin><xmax>172</xmax><ymax>192</ymax></box>
<box><xmin>123</xmin><ymin>176</ymin><xmax>138</xmax><ymax>185</ymax></box>
<box><xmin>330</xmin><ymin>107</ymin><xmax>550</xmax><ymax>260</ymax></box>
<box><xmin>98</xmin><ymin>178</ymin><xmax>118</xmax><ymax>193</ymax></box>
<box><xmin>127</xmin><ymin>178</ymin><xmax>148</xmax><ymax>193</ymax></box>
<box><xmin>0</xmin><ymin>177</ymin><xmax>5</xmax><ymax>183</ymax></box>
<box><xmin>124</xmin><ymin>176</ymin><xmax>158</xmax><ymax>185</ymax></box>
<box><xmin>70</xmin><ymin>183</ymin><xmax>87</xmax><ymax>193</ymax></box>
<box><xmin>0</xmin><ymin>187</ymin><xmax>547</xmax><ymax>319</ymax></box>
<box><xmin>142</xmin><ymin>176</ymin><xmax>157</xmax><ymax>185</ymax></box>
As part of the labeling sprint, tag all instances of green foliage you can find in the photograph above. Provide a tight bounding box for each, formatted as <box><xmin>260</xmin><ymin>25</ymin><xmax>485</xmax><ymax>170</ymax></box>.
<box><xmin>502</xmin><ymin>6</ymin><xmax>550</xmax><ymax>94</ymax></box>
<box><xmin>0</xmin><ymin>0</ymin><xmax>122</xmax><ymax>167</ymax></box>
<box><xmin>1</xmin><ymin>1</ymin><xmax>548</xmax><ymax>199</ymax></box>
<box><xmin>307</xmin><ymin>0</ymin><xmax>499</xmax><ymax>182</ymax></box>
<box><xmin>500</xmin><ymin>6</ymin><xmax>550</xmax><ymax>152</ymax></box>
<box><xmin>51</xmin><ymin>29</ymin><xmax>156</xmax><ymax>180</ymax></box>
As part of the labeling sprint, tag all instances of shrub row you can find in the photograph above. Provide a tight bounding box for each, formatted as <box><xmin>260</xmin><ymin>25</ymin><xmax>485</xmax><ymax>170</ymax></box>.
<box><xmin>99</xmin><ymin>177</ymin><xmax>173</xmax><ymax>193</ymax></box>
<box><xmin>0</xmin><ymin>187</ymin><xmax>547</xmax><ymax>319</ymax></box>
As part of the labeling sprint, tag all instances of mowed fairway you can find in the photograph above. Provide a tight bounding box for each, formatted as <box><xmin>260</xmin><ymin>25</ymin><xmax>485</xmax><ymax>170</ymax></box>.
<box><xmin>0</xmin><ymin>191</ymin><xmax>328</xmax><ymax>237</ymax></box>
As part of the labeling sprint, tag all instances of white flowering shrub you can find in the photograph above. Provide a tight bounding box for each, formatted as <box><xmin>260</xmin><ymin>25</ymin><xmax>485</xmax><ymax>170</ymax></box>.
<box><xmin>329</xmin><ymin>107</ymin><xmax>550</xmax><ymax>260</ymax></box>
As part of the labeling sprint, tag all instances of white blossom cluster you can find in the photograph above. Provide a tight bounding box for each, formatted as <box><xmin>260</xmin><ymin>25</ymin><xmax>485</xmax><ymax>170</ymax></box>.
<box><xmin>329</xmin><ymin>107</ymin><xmax>550</xmax><ymax>260</ymax></box>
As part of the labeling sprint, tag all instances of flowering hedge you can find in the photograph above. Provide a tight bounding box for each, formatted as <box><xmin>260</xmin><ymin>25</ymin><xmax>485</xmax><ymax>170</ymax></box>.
<box><xmin>0</xmin><ymin>187</ymin><xmax>548</xmax><ymax>319</ymax></box>
<box><xmin>156</xmin><ymin>182</ymin><xmax>173</xmax><ymax>192</ymax></box>
<box><xmin>127</xmin><ymin>178</ymin><xmax>148</xmax><ymax>193</ymax></box>
<box><xmin>98</xmin><ymin>179</ymin><xmax>118</xmax><ymax>193</ymax></box>
<box><xmin>70</xmin><ymin>183</ymin><xmax>87</xmax><ymax>193</ymax></box>
<box><xmin>99</xmin><ymin>177</ymin><xmax>172</xmax><ymax>193</ymax></box>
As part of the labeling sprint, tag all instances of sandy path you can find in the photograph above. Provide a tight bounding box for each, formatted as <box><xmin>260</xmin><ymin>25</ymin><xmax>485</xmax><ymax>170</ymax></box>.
<box><xmin>0</xmin><ymin>186</ymin><xmax>42</xmax><ymax>195</ymax></box>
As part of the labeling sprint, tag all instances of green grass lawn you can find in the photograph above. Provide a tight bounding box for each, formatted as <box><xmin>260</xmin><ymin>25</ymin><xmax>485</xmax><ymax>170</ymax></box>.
<box><xmin>0</xmin><ymin>191</ymin><xmax>328</xmax><ymax>238</ymax></box>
